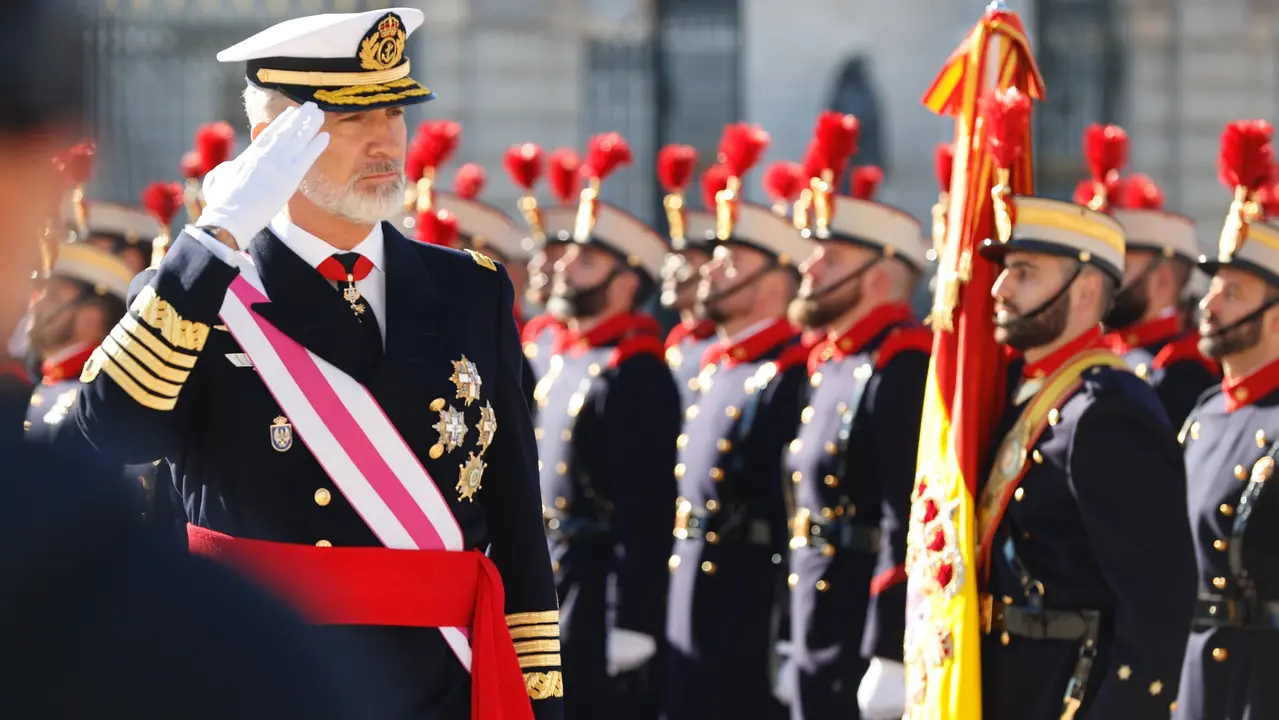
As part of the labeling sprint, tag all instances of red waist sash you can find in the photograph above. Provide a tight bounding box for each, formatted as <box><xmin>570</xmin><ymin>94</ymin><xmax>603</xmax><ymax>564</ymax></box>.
<box><xmin>187</xmin><ymin>524</ymin><xmax>533</xmax><ymax>720</ymax></box>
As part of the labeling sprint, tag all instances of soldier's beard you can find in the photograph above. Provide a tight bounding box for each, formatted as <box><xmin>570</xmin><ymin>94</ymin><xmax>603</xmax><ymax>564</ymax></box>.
<box><xmin>300</xmin><ymin>161</ymin><xmax>404</xmax><ymax>225</ymax></box>
<box><xmin>1104</xmin><ymin>278</ymin><xmax>1148</xmax><ymax>329</ymax></box>
<box><xmin>994</xmin><ymin>290</ymin><xmax>1071</xmax><ymax>351</ymax></box>
<box><xmin>1199</xmin><ymin>311</ymin><xmax>1263</xmax><ymax>359</ymax></box>
<box><xmin>788</xmin><ymin>274</ymin><xmax>863</xmax><ymax>330</ymax></box>
<box><xmin>548</xmin><ymin>275</ymin><xmax>614</xmax><ymax>321</ymax></box>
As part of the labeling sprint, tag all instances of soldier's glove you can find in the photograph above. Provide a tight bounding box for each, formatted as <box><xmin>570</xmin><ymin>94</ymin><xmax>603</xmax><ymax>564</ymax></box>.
<box><xmin>197</xmin><ymin>102</ymin><xmax>329</xmax><ymax>250</ymax></box>
<box><xmin>858</xmin><ymin>656</ymin><xmax>907</xmax><ymax>719</ymax></box>
<box><xmin>606</xmin><ymin>629</ymin><xmax>657</xmax><ymax>677</ymax></box>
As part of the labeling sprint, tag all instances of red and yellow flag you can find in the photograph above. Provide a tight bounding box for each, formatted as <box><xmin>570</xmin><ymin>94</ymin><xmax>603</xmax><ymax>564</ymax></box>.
<box><xmin>903</xmin><ymin>7</ymin><xmax>1044</xmax><ymax>719</ymax></box>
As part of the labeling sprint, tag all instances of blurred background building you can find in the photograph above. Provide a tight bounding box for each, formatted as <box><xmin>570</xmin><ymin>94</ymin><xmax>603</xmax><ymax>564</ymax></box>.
<box><xmin>83</xmin><ymin>0</ymin><xmax>1279</xmax><ymax>277</ymax></box>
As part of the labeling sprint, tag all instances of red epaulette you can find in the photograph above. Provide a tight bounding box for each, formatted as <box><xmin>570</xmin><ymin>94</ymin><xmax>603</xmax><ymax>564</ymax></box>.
<box><xmin>609</xmin><ymin>334</ymin><xmax>665</xmax><ymax>368</ymax></box>
<box><xmin>1153</xmin><ymin>334</ymin><xmax>1220</xmax><ymax>376</ymax></box>
<box><xmin>874</xmin><ymin>327</ymin><xmax>933</xmax><ymax>370</ymax></box>
<box><xmin>521</xmin><ymin>314</ymin><xmax>561</xmax><ymax>345</ymax></box>
<box><xmin>775</xmin><ymin>340</ymin><xmax>811</xmax><ymax>374</ymax></box>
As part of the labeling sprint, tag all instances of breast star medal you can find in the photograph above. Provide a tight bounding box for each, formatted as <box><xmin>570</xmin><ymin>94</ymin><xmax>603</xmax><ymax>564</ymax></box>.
<box><xmin>457</xmin><ymin>452</ymin><xmax>487</xmax><ymax>501</ymax></box>
<box><xmin>270</xmin><ymin>416</ymin><xmax>293</xmax><ymax>452</ymax></box>
<box><xmin>430</xmin><ymin>405</ymin><xmax>468</xmax><ymax>459</ymax></box>
<box><xmin>477</xmin><ymin>401</ymin><xmax>498</xmax><ymax>453</ymax></box>
<box><xmin>451</xmin><ymin>355</ymin><xmax>482</xmax><ymax>406</ymax></box>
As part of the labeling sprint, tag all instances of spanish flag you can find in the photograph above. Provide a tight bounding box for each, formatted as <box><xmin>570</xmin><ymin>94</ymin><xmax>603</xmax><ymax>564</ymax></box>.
<box><xmin>903</xmin><ymin>7</ymin><xmax>1044</xmax><ymax>719</ymax></box>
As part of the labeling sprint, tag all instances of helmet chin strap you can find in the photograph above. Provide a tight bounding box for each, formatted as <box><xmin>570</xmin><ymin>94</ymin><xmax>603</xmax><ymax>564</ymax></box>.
<box><xmin>995</xmin><ymin>261</ymin><xmax>1083</xmax><ymax>329</ymax></box>
<box><xmin>802</xmin><ymin>255</ymin><xmax>879</xmax><ymax>302</ymax></box>
<box><xmin>699</xmin><ymin>261</ymin><xmax>779</xmax><ymax>307</ymax></box>
<box><xmin>1202</xmin><ymin>296</ymin><xmax>1279</xmax><ymax>339</ymax></box>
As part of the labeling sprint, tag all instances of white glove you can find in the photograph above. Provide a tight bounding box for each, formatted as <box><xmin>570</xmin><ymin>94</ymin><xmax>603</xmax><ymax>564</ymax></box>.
<box><xmin>606</xmin><ymin>628</ymin><xmax>657</xmax><ymax>677</ymax></box>
<box><xmin>196</xmin><ymin>102</ymin><xmax>329</xmax><ymax>250</ymax></box>
<box><xmin>773</xmin><ymin>641</ymin><xmax>797</xmax><ymax>706</ymax></box>
<box><xmin>858</xmin><ymin>657</ymin><xmax>907</xmax><ymax>720</ymax></box>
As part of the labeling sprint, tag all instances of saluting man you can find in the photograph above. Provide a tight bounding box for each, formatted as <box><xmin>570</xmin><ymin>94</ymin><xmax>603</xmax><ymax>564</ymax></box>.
<box><xmin>662</xmin><ymin>143</ymin><xmax>811</xmax><ymax>720</ymax></box>
<box><xmin>973</xmin><ymin>177</ymin><xmax>1195</xmax><ymax>717</ymax></box>
<box><xmin>1174</xmin><ymin>120</ymin><xmax>1279</xmax><ymax>720</ymax></box>
<box><xmin>60</xmin><ymin>9</ymin><xmax>562</xmax><ymax>720</ymax></box>
<box><xmin>534</xmin><ymin>132</ymin><xmax>681</xmax><ymax>720</ymax></box>
<box><xmin>784</xmin><ymin>135</ymin><xmax>933</xmax><ymax>718</ymax></box>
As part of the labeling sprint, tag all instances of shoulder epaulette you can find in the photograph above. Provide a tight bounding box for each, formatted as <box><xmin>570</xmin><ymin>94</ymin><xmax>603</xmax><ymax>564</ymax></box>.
<box><xmin>775</xmin><ymin>341</ymin><xmax>811</xmax><ymax>374</ymax></box>
<box><xmin>874</xmin><ymin>327</ymin><xmax>933</xmax><ymax>370</ymax></box>
<box><xmin>1153</xmin><ymin>335</ymin><xmax>1220</xmax><ymax>375</ymax></box>
<box><xmin>465</xmin><ymin>248</ymin><xmax>497</xmax><ymax>271</ymax></box>
<box><xmin>609</xmin><ymin>334</ymin><xmax>665</xmax><ymax>368</ymax></box>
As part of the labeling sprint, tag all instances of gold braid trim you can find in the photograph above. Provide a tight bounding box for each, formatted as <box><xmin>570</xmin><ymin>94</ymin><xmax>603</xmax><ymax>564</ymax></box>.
<box><xmin>514</xmin><ymin>639</ymin><xmax>560</xmax><ymax>655</ymax></box>
<box><xmin>313</xmin><ymin>78</ymin><xmax>431</xmax><ymax>106</ymax></box>
<box><xmin>510</xmin><ymin>624</ymin><xmax>560</xmax><ymax>640</ymax></box>
<box><xmin>506</xmin><ymin>610</ymin><xmax>560</xmax><ymax>627</ymax></box>
<box><xmin>131</xmin><ymin>286</ymin><xmax>210</xmax><ymax>353</ymax></box>
<box><xmin>518</xmin><ymin>653</ymin><xmax>561</xmax><ymax>669</ymax></box>
<box><xmin>524</xmin><ymin>671</ymin><xmax>564</xmax><ymax>700</ymax></box>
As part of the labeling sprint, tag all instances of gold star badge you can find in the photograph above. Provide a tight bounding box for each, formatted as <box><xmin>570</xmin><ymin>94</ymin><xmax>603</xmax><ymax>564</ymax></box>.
<box><xmin>430</xmin><ymin>406</ymin><xmax>468</xmax><ymax>459</ymax></box>
<box><xmin>456</xmin><ymin>452</ymin><xmax>486</xmax><ymax>502</ymax></box>
<box><xmin>1149</xmin><ymin>680</ymin><xmax>1163</xmax><ymax>696</ymax></box>
<box><xmin>477</xmin><ymin>401</ymin><xmax>498</xmax><ymax>453</ymax></box>
<box><xmin>451</xmin><ymin>356</ymin><xmax>482</xmax><ymax>406</ymax></box>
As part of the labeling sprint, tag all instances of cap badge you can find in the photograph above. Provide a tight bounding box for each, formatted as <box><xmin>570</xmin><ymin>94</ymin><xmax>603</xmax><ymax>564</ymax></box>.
<box><xmin>360</xmin><ymin>13</ymin><xmax>406</xmax><ymax>71</ymax></box>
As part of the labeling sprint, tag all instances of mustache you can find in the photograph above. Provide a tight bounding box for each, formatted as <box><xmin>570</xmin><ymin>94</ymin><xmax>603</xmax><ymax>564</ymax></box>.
<box><xmin>356</xmin><ymin>160</ymin><xmax>403</xmax><ymax>179</ymax></box>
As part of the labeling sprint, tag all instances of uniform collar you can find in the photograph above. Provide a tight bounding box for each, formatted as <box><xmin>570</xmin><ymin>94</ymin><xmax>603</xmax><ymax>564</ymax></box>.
<box><xmin>553</xmin><ymin>311</ymin><xmax>660</xmax><ymax>355</ymax></box>
<box><xmin>40</xmin><ymin>342</ymin><xmax>96</xmax><ymax>385</ymax></box>
<box><xmin>1021</xmin><ymin>325</ymin><xmax>1105</xmax><ymax>380</ymax></box>
<box><xmin>810</xmin><ymin>302</ymin><xmax>914</xmax><ymax>368</ymax></box>
<box><xmin>1223</xmin><ymin>355</ymin><xmax>1279</xmax><ymax>412</ymax></box>
<box><xmin>699</xmin><ymin>317</ymin><xmax>796</xmax><ymax>370</ymax></box>
<box><xmin>1102</xmin><ymin>310</ymin><xmax>1181</xmax><ymax>355</ymax></box>
<box><xmin>665</xmin><ymin>317</ymin><xmax>716</xmax><ymax>349</ymax></box>
<box><xmin>269</xmin><ymin>213</ymin><xmax>384</xmax><ymax>272</ymax></box>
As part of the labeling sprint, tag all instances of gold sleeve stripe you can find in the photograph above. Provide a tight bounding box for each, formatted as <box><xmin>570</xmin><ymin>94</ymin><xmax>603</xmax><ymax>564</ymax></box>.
<box><xmin>524</xmin><ymin>671</ymin><xmax>564</xmax><ymax>700</ymax></box>
<box><xmin>108</xmin><ymin>327</ymin><xmax>190</xmax><ymax>384</ymax></box>
<box><xmin>518</xmin><ymin>653</ymin><xmax>560</xmax><ymax>670</ymax></box>
<box><xmin>510</xmin><ymin>625</ymin><xmax>560</xmax><ymax>640</ymax></box>
<box><xmin>120</xmin><ymin>316</ymin><xmax>198</xmax><ymax>369</ymax></box>
<box><xmin>131</xmin><ymin>286</ymin><xmax>211</xmax><ymax>353</ymax></box>
<box><xmin>506</xmin><ymin>611</ymin><xmax>560</xmax><ymax>627</ymax></box>
<box><xmin>514</xmin><ymin>639</ymin><xmax>560</xmax><ymax>655</ymax></box>
<box><xmin>100</xmin><ymin>355</ymin><xmax>178</xmax><ymax>411</ymax></box>
<box><xmin>101</xmin><ymin>336</ymin><xmax>185</xmax><ymax>396</ymax></box>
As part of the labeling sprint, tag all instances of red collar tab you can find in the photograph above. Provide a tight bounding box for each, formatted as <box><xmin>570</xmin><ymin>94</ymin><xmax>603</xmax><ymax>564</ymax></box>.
<box><xmin>1103</xmin><ymin>313</ymin><xmax>1182</xmax><ymax>355</ymax></box>
<box><xmin>808</xmin><ymin>303</ymin><xmax>914</xmax><ymax>371</ymax></box>
<box><xmin>553</xmin><ymin>312</ymin><xmax>661</xmax><ymax>355</ymax></box>
<box><xmin>521</xmin><ymin>313</ymin><xmax>565</xmax><ymax>345</ymax></box>
<box><xmin>1223</xmin><ymin>356</ymin><xmax>1279</xmax><ymax>412</ymax></box>
<box><xmin>41</xmin><ymin>345</ymin><xmax>96</xmax><ymax>386</ymax></box>
<box><xmin>665</xmin><ymin>318</ymin><xmax>716</xmax><ymax>350</ymax></box>
<box><xmin>699</xmin><ymin>318</ymin><xmax>797</xmax><ymax>370</ymax></box>
<box><xmin>1022</xmin><ymin>325</ymin><xmax>1105</xmax><ymax>380</ymax></box>
<box><xmin>316</xmin><ymin>253</ymin><xmax>374</xmax><ymax>283</ymax></box>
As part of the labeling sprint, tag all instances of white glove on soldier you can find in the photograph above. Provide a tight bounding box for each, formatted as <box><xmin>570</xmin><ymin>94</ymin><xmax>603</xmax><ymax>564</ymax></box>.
<box><xmin>858</xmin><ymin>656</ymin><xmax>907</xmax><ymax>720</ymax></box>
<box><xmin>196</xmin><ymin>102</ymin><xmax>329</xmax><ymax>250</ymax></box>
<box><xmin>606</xmin><ymin>629</ymin><xmax>657</xmax><ymax>677</ymax></box>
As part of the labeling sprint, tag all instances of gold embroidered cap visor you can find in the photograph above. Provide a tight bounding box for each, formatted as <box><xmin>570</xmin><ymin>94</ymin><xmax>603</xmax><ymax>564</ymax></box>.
<box><xmin>217</xmin><ymin>8</ymin><xmax>435</xmax><ymax>113</ymax></box>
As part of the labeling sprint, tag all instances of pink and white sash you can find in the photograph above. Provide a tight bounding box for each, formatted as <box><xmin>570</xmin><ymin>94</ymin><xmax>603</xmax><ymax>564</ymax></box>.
<box><xmin>217</xmin><ymin>254</ymin><xmax>473</xmax><ymax>672</ymax></box>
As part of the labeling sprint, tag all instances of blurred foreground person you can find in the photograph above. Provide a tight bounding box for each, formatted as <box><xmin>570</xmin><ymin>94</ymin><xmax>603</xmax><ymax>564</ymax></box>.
<box><xmin>0</xmin><ymin>1</ymin><xmax>367</xmax><ymax>718</ymax></box>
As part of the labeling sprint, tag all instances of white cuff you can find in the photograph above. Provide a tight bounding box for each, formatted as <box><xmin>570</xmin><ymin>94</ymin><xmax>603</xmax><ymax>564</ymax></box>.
<box><xmin>858</xmin><ymin>657</ymin><xmax>907</xmax><ymax>720</ymax></box>
<box><xmin>184</xmin><ymin>224</ymin><xmax>241</xmax><ymax>267</ymax></box>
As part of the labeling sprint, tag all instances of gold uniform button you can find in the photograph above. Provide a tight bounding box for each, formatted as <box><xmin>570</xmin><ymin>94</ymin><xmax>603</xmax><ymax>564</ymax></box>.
<box><xmin>705</xmin><ymin>531</ymin><xmax>719</xmax><ymax>544</ymax></box>
<box><xmin>801</xmin><ymin>406</ymin><xmax>815</xmax><ymax>424</ymax></box>
<box><xmin>1214</xmin><ymin>539</ymin><xmax>1229</xmax><ymax>551</ymax></box>
<box><xmin>555</xmin><ymin>461</ymin><xmax>568</xmax><ymax>475</ymax></box>
<box><xmin>534</xmin><ymin>427</ymin><xmax>545</xmax><ymax>440</ymax></box>
<box><xmin>717</xmin><ymin>438</ymin><xmax>732</xmax><ymax>452</ymax></box>
<box><xmin>686</xmin><ymin>405</ymin><xmax>699</xmax><ymax>420</ymax></box>
<box><xmin>1047</xmin><ymin>409</ymin><xmax>1060</xmax><ymax>426</ymax></box>
<box><xmin>1259</xmin><ymin>429</ymin><xmax>1269</xmax><ymax>448</ymax></box>
<box><xmin>668</xmin><ymin>555</ymin><xmax>681</xmax><ymax>571</ymax></box>
<box><xmin>788</xmin><ymin>573</ymin><xmax>799</xmax><ymax>588</ymax></box>
<box><xmin>815</xmin><ymin>580</ymin><xmax>830</xmax><ymax>592</ymax></box>
<box><xmin>706</xmin><ymin>499</ymin><xmax>719</xmax><ymax>512</ymax></box>
<box><xmin>725</xmin><ymin>406</ymin><xmax>740</xmax><ymax>419</ymax></box>
<box><xmin>820</xmin><ymin>507</ymin><xmax>833</xmax><ymax>519</ymax></box>
<box><xmin>1235</xmin><ymin>465</ymin><xmax>1248</xmax><ymax>480</ymax></box>
<box><xmin>1031</xmin><ymin>449</ymin><xmax>1043</xmax><ymax>464</ymax></box>
<box><xmin>316</xmin><ymin>539</ymin><xmax>332</xmax><ymax>548</ymax></box>
<box><xmin>810</xmin><ymin>372</ymin><xmax>823</xmax><ymax>388</ymax></box>
<box><xmin>676</xmin><ymin>433</ymin><xmax>689</xmax><ymax>449</ymax></box>
<box><xmin>789</xmin><ymin>439</ymin><xmax>803</xmax><ymax>454</ymax></box>
<box><xmin>700</xmin><ymin>561</ymin><xmax>717</xmax><ymax>575</ymax></box>
<box><xmin>709</xmin><ymin>467</ymin><xmax>725</xmax><ymax>481</ymax></box>
<box><xmin>674</xmin><ymin>463</ymin><xmax>686</xmax><ymax>479</ymax></box>
<box><xmin>1213</xmin><ymin>576</ymin><xmax>1228</xmax><ymax>590</ymax></box>
<box><xmin>1212</xmin><ymin>647</ymin><xmax>1228</xmax><ymax>662</ymax></box>
<box><xmin>551</xmin><ymin>560</ymin><xmax>561</xmax><ymax>573</ymax></box>
<box><xmin>1189</xmin><ymin>421</ymin><xmax>1200</xmax><ymax>440</ymax></box>
<box><xmin>791</xmin><ymin>471</ymin><xmax>803</xmax><ymax>484</ymax></box>
<box><xmin>314</xmin><ymin>488</ymin><xmax>332</xmax><ymax>506</ymax></box>
<box><xmin>555</xmin><ymin>496</ymin><xmax>568</xmax><ymax>510</ymax></box>
<box><xmin>824</xmin><ymin>474</ymin><xmax>839</xmax><ymax>488</ymax></box>
<box><xmin>825</xmin><ymin>441</ymin><xmax>838</xmax><ymax>455</ymax></box>
<box><xmin>1220</xmin><ymin>504</ymin><xmax>1235</xmax><ymax>517</ymax></box>
<box><xmin>588</xmin><ymin>363</ymin><xmax>601</xmax><ymax>377</ymax></box>
<box><xmin>561</xmin><ymin>429</ymin><xmax>572</xmax><ymax>442</ymax></box>
<box><xmin>1014</xmin><ymin>488</ymin><xmax>1025</xmax><ymax>502</ymax></box>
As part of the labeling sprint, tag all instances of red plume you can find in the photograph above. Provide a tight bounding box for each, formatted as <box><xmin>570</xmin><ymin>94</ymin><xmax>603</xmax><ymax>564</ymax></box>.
<box><xmin>718</xmin><ymin>124</ymin><xmax>770</xmax><ymax>178</ymax></box>
<box><xmin>548</xmin><ymin>148</ymin><xmax>582</xmax><ymax>205</ymax></box>
<box><xmin>763</xmin><ymin>161</ymin><xmax>805</xmax><ymax>204</ymax></box>
<box><xmin>195</xmin><ymin>122</ymin><xmax>236</xmax><ymax>176</ymax></box>
<box><xmin>1082</xmin><ymin>124</ymin><xmax>1128</xmax><ymax>185</ymax></box>
<box><xmin>584</xmin><ymin>133</ymin><xmax>632</xmax><ymax>181</ymax></box>
<box><xmin>1257</xmin><ymin>182</ymin><xmax>1279</xmax><ymax>219</ymax></box>
<box><xmin>657</xmin><ymin>144</ymin><xmax>698</xmax><ymax>192</ymax></box>
<box><xmin>54</xmin><ymin>140</ymin><xmax>96</xmax><ymax>186</ymax></box>
<box><xmin>800</xmin><ymin>141</ymin><xmax>826</xmax><ymax>181</ymax></box>
<box><xmin>180</xmin><ymin>151</ymin><xmax>203</xmax><ymax>180</ymax></box>
<box><xmin>935</xmin><ymin>143</ymin><xmax>955</xmax><ymax>192</ymax></box>
<box><xmin>141</xmin><ymin>182</ymin><xmax>184</xmax><ymax>226</ymax></box>
<box><xmin>701</xmin><ymin>164</ymin><xmax>732</xmax><ymax>211</ymax></box>
<box><xmin>1117</xmin><ymin>173</ymin><xmax>1165</xmax><ymax>210</ymax></box>
<box><xmin>503</xmin><ymin>143</ymin><xmax>543</xmax><ymax>191</ymax></box>
<box><xmin>406</xmin><ymin>136</ymin><xmax>431</xmax><ymax>183</ymax></box>
<box><xmin>849</xmin><ymin>166</ymin><xmax>884</xmax><ymax>200</ymax></box>
<box><xmin>453</xmin><ymin>163</ymin><xmax>486</xmax><ymax>200</ymax></box>
<box><xmin>417</xmin><ymin>208</ymin><xmax>459</xmax><ymax>247</ymax></box>
<box><xmin>813</xmin><ymin>112</ymin><xmax>860</xmax><ymax>169</ymax></box>
<box><xmin>980</xmin><ymin>86</ymin><xmax>1032</xmax><ymax>170</ymax></box>
<box><xmin>1072</xmin><ymin>179</ymin><xmax>1106</xmax><ymax>208</ymax></box>
<box><xmin>412</xmin><ymin>120</ymin><xmax>462</xmax><ymax>172</ymax></box>
<box><xmin>1218</xmin><ymin>120</ymin><xmax>1275</xmax><ymax>193</ymax></box>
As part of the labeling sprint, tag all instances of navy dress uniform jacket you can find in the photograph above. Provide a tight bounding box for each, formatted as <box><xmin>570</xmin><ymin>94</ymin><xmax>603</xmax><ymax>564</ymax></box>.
<box><xmin>59</xmin><ymin>225</ymin><xmax>564</xmax><ymax>720</ymax></box>
<box><xmin>980</xmin><ymin>332</ymin><xmax>1196</xmax><ymax>720</ymax></box>
<box><xmin>783</xmin><ymin>304</ymin><xmax>931</xmax><ymax>720</ymax></box>
<box><xmin>534</xmin><ymin>311</ymin><xmax>682</xmax><ymax>720</ymax></box>
<box><xmin>1174</xmin><ymin>362</ymin><xmax>1279</xmax><ymax>720</ymax></box>
<box><xmin>663</xmin><ymin>318</ymin><xmax>807</xmax><ymax>720</ymax></box>
<box><xmin>1105</xmin><ymin>317</ymin><xmax>1219</xmax><ymax>429</ymax></box>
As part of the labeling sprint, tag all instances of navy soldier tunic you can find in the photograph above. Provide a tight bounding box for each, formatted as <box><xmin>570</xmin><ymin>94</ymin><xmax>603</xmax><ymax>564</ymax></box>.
<box><xmin>978</xmin><ymin>327</ymin><xmax>1196</xmax><ymax>720</ymax></box>
<box><xmin>1103</xmin><ymin>313</ymin><xmax>1219</xmax><ymax>428</ymax></box>
<box><xmin>664</xmin><ymin>317</ymin><xmax>808</xmax><ymax>720</ymax></box>
<box><xmin>523</xmin><ymin>313</ymin><xmax>565</xmax><ymax>382</ymax></box>
<box><xmin>59</xmin><ymin>224</ymin><xmax>564</xmax><ymax>720</ymax></box>
<box><xmin>784</xmin><ymin>303</ymin><xmax>931</xmax><ymax>720</ymax></box>
<box><xmin>664</xmin><ymin>317</ymin><xmax>717</xmax><ymax>410</ymax></box>
<box><xmin>534</xmin><ymin>311</ymin><xmax>681</xmax><ymax>720</ymax></box>
<box><xmin>1174</xmin><ymin>359</ymin><xmax>1279</xmax><ymax>720</ymax></box>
